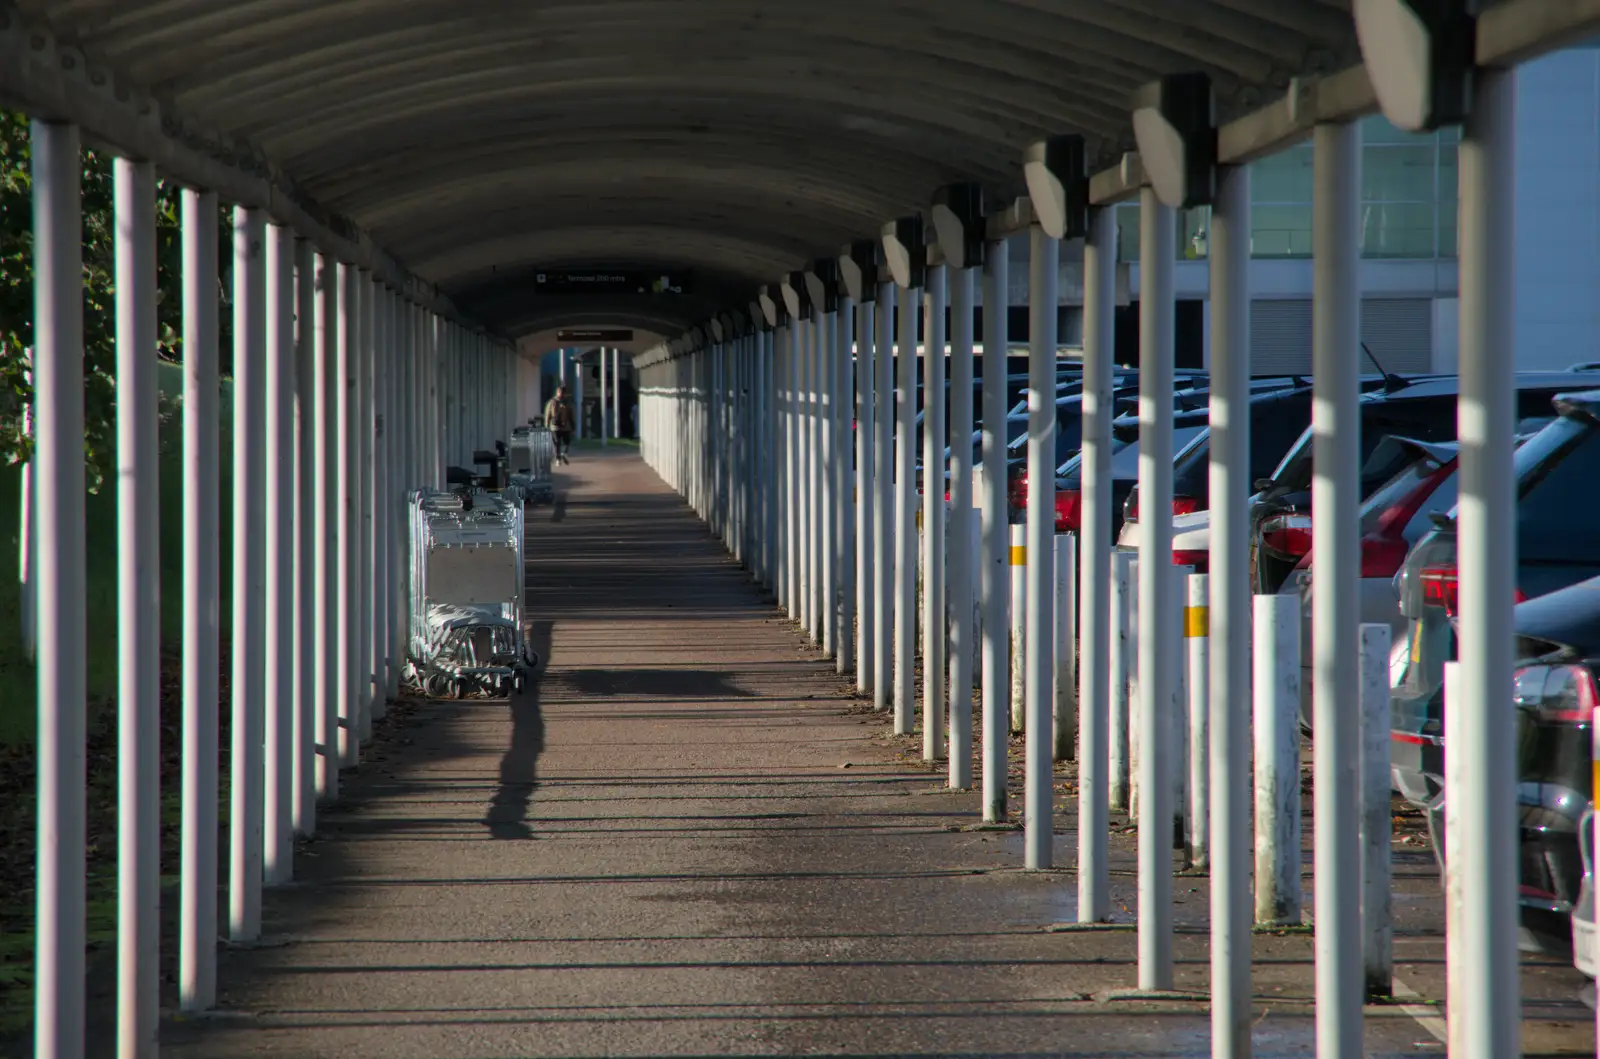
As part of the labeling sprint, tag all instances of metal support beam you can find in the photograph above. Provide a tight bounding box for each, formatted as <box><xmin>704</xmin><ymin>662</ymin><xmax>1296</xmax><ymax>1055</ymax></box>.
<box><xmin>263</xmin><ymin>223</ymin><xmax>296</xmax><ymax>888</ymax></box>
<box><xmin>874</xmin><ymin>286</ymin><xmax>894</xmax><ymax>712</ymax></box>
<box><xmin>948</xmin><ymin>265</ymin><xmax>976</xmax><ymax>790</ymax></box>
<box><xmin>178</xmin><ymin>186</ymin><xmax>219</xmax><ymax>1014</ymax></box>
<box><xmin>894</xmin><ymin>283</ymin><xmax>919</xmax><ymax>735</ymax></box>
<box><xmin>856</xmin><ymin>296</ymin><xmax>875</xmax><ymax>695</ymax></box>
<box><xmin>337</xmin><ymin>264</ymin><xmax>360</xmax><ymax>769</ymax></box>
<box><xmin>834</xmin><ymin>302</ymin><xmax>855</xmax><ymax>675</ymax></box>
<box><xmin>979</xmin><ymin>240</ymin><xmax>1009</xmax><ymax>823</ymax></box>
<box><xmin>1136</xmin><ymin>188</ymin><xmax>1176</xmax><ymax>990</ymax></box>
<box><xmin>32</xmin><ymin>115</ymin><xmax>86</xmax><ymax>1059</ymax></box>
<box><xmin>1310</xmin><ymin>119</ymin><xmax>1363</xmax><ymax>1059</ymax></box>
<box><xmin>229</xmin><ymin>205</ymin><xmax>268</xmax><ymax>943</ymax></box>
<box><xmin>293</xmin><ymin>239</ymin><xmax>317</xmax><ymax>838</ymax></box>
<box><xmin>1025</xmin><ymin>228</ymin><xmax>1058</xmax><ymax>870</ymax></box>
<box><xmin>114</xmin><ymin>155</ymin><xmax>159</xmax><ymax>1059</ymax></box>
<box><xmin>923</xmin><ymin>264</ymin><xmax>948</xmax><ymax>762</ymax></box>
<box><xmin>314</xmin><ymin>254</ymin><xmax>340</xmax><ymax>804</ymax></box>
<box><xmin>1208</xmin><ymin>163</ymin><xmax>1253</xmax><ymax>1058</ymax></box>
<box><xmin>1078</xmin><ymin>206</ymin><xmax>1115</xmax><ymax>921</ymax></box>
<box><xmin>1449</xmin><ymin>65</ymin><xmax>1519</xmax><ymax>1059</ymax></box>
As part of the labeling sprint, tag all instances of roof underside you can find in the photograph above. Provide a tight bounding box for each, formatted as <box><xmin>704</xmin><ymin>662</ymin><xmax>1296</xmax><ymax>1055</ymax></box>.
<box><xmin>19</xmin><ymin>0</ymin><xmax>1363</xmax><ymax>345</ymax></box>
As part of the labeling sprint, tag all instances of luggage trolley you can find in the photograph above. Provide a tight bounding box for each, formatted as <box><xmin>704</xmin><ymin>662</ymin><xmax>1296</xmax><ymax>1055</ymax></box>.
<box><xmin>509</xmin><ymin>421</ymin><xmax>556</xmax><ymax>503</ymax></box>
<box><xmin>405</xmin><ymin>486</ymin><xmax>536</xmax><ymax>699</ymax></box>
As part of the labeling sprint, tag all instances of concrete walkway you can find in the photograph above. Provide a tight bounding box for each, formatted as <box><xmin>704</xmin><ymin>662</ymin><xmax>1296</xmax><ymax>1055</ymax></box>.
<box><xmin>161</xmin><ymin>449</ymin><xmax>1590</xmax><ymax>1058</ymax></box>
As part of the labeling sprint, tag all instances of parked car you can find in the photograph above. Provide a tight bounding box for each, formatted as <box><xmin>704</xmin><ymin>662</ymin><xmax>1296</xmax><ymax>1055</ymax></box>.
<box><xmin>1050</xmin><ymin>426</ymin><xmax>1209</xmax><ymax>538</ymax></box>
<box><xmin>1404</xmin><ymin>572</ymin><xmax>1600</xmax><ymax>953</ymax></box>
<box><xmin>1248</xmin><ymin>373</ymin><xmax>1600</xmax><ymax>597</ymax></box>
<box><xmin>1392</xmin><ymin>390</ymin><xmax>1600</xmax><ymax>822</ymax></box>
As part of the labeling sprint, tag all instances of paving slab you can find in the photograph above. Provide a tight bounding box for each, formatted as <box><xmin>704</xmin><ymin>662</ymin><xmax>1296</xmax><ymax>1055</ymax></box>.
<box><xmin>158</xmin><ymin>449</ymin><xmax>1593</xmax><ymax>1058</ymax></box>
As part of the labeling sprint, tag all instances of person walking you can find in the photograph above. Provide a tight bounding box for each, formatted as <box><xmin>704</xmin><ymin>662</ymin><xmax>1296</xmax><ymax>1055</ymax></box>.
<box><xmin>544</xmin><ymin>385</ymin><xmax>576</xmax><ymax>464</ymax></box>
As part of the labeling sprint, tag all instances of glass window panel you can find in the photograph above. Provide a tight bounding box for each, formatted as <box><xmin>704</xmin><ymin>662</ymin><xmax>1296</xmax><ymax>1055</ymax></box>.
<box><xmin>1361</xmin><ymin>201</ymin><xmax>1436</xmax><ymax>257</ymax></box>
<box><xmin>1252</xmin><ymin>145</ymin><xmax>1313</xmax><ymax>203</ymax></box>
<box><xmin>1361</xmin><ymin>113</ymin><xmax>1435</xmax><ymax>145</ymax></box>
<box><xmin>1181</xmin><ymin>206</ymin><xmax>1209</xmax><ymax>259</ymax></box>
<box><xmin>1252</xmin><ymin>203</ymin><xmax>1312</xmax><ymax>257</ymax></box>
<box><xmin>1438</xmin><ymin>144</ymin><xmax>1458</xmax><ymax>202</ymax></box>
<box><xmin>1363</xmin><ymin>144</ymin><xmax>1437</xmax><ymax>202</ymax></box>
<box><xmin>1439</xmin><ymin>215</ymin><xmax>1457</xmax><ymax>257</ymax></box>
<box><xmin>1118</xmin><ymin>203</ymin><xmax>1139</xmax><ymax>262</ymax></box>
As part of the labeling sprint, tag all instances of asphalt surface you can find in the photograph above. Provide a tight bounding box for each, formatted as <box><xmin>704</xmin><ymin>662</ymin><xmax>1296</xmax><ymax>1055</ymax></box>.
<box><xmin>158</xmin><ymin>448</ymin><xmax>1594</xmax><ymax>1058</ymax></box>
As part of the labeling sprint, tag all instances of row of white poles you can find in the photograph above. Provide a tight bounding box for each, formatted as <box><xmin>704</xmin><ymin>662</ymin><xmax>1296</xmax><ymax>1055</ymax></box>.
<box><xmin>25</xmin><ymin>119</ymin><xmax>518</xmax><ymax>1059</ymax></box>
<box><xmin>636</xmin><ymin>55</ymin><xmax>1519</xmax><ymax>1053</ymax></box>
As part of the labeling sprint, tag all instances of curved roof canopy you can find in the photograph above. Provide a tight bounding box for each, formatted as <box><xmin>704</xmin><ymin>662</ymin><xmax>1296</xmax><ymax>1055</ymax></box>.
<box><xmin>17</xmin><ymin>0</ymin><xmax>1364</xmax><ymax>346</ymax></box>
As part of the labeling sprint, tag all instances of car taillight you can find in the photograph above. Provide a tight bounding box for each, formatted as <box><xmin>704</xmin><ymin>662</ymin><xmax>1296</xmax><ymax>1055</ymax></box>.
<box><xmin>1172</xmin><ymin>548</ymin><xmax>1209</xmax><ymax>572</ymax></box>
<box><xmin>1259</xmin><ymin>514</ymin><xmax>1313</xmax><ymax>563</ymax></box>
<box><xmin>1055</xmin><ymin>490</ymin><xmax>1081</xmax><ymax>532</ymax></box>
<box><xmin>944</xmin><ymin>490</ymin><xmax>951</xmax><ymax>503</ymax></box>
<box><xmin>1514</xmin><ymin>663</ymin><xmax>1600</xmax><ymax>725</ymax></box>
<box><xmin>1419</xmin><ymin>564</ymin><xmax>1527</xmax><ymax>618</ymax></box>
<box><xmin>1125</xmin><ymin>492</ymin><xmax>1199</xmax><ymax>522</ymax></box>
<box><xmin>1009</xmin><ymin>471</ymin><xmax>1028</xmax><ymax>511</ymax></box>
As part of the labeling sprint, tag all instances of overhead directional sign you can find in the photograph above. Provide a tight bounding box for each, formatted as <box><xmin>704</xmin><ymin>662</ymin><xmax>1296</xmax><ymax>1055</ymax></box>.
<box><xmin>533</xmin><ymin>270</ymin><xmax>690</xmax><ymax>295</ymax></box>
<box><xmin>556</xmin><ymin>328</ymin><xmax>635</xmax><ymax>342</ymax></box>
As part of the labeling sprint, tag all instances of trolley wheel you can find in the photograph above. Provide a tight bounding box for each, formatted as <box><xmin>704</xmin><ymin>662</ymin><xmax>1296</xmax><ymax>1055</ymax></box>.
<box><xmin>448</xmin><ymin>677</ymin><xmax>466</xmax><ymax>700</ymax></box>
<box><xmin>424</xmin><ymin>672</ymin><xmax>451</xmax><ymax>699</ymax></box>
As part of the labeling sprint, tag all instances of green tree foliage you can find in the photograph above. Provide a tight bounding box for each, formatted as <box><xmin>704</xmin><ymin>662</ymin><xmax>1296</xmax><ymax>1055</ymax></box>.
<box><xmin>0</xmin><ymin>111</ymin><xmax>233</xmax><ymax>490</ymax></box>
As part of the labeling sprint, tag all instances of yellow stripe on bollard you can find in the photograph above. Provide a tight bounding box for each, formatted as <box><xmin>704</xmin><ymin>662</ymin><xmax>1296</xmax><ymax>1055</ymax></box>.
<box><xmin>1009</xmin><ymin>545</ymin><xmax>1026</xmax><ymax>566</ymax></box>
<box><xmin>1184</xmin><ymin>605</ymin><xmax>1209</xmax><ymax>638</ymax></box>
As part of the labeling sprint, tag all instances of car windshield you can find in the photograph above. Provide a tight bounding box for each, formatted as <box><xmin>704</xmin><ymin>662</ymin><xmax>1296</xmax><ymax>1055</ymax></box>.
<box><xmin>1057</xmin><ymin>425</ymin><xmax>1206</xmax><ymax>480</ymax></box>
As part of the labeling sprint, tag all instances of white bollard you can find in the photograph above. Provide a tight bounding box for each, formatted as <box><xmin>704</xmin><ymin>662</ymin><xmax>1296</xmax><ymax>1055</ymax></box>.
<box><xmin>971</xmin><ymin>502</ymin><xmax>983</xmax><ymax>687</ymax></box>
<box><xmin>1128</xmin><ymin>557</ymin><xmax>1142</xmax><ymax>818</ymax></box>
<box><xmin>1360</xmin><ymin>622</ymin><xmax>1393</xmax><ymax>1001</ymax></box>
<box><xmin>1443</xmin><ymin>660</ymin><xmax>1463</xmax><ymax>1038</ymax></box>
<box><xmin>1186</xmin><ymin>573</ymin><xmax>1210</xmax><ymax>871</ymax></box>
<box><xmin>1010</xmin><ymin>522</ymin><xmax>1027</xmax><ymax>733</ymax></box>
<box><xmin>1054</xmin><ymin>533</ymin><xmax>1077</xmax><ymax>762</ymax></box>
<box><xmin>1109</xmin><ymin>551</ymin><xmax>1132</xmax><ymax>813</ymax></box>
<box><xmin>1253</xmin><ymin>592</ymin><xmax>1302</xmax><ymax>926</ymax></box>
<box><xmin>1171</xmin><ymin>564</ymin><xmax>1191</xmax><ymax>862</ymax></box>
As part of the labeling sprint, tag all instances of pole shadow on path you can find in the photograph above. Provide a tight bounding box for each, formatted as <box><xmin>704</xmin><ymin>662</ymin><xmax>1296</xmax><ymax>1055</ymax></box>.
<box><xmin>485</xmin><ymin>619</ymin><xmax>552</xmax><ymax>840</ymax></box>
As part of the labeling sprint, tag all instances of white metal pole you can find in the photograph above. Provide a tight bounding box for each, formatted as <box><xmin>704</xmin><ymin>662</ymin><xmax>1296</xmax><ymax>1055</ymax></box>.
<box><xmin>292</xmin><ymin>239</ymin><xmax>318</xmax><ymax>838</ymax></box>
<box><xmin>811</xmin><ymin>321</ymin><xmax>825</xmax><ymax>642</ymax></box>
<box><xmin>357</xmin><ymin>275</ymin><xmax>375</xmax><ymax>740</ymax></box>
<box><xmin>894</xmin><ymin>283</ymin><xmax>919</xmax><ymax>735</ymax></box>
<box><xmin>786</xmin><ymin>328</ymin><xmax>801</xmax><ymax>617</ymax></box>
<box><xmin>337</xmin><ymin>264</ymin><xmax>360</xmax><ymax>769</ymax></box>
<box><xmin>1311</xmin><ymin>119</ymin><xmax>1362</xmax><ymax>1058</ymax></box>
<box><xmin>601</xmin><ymin>343</ymin><xmax>609</xmax><ymax>448</ymax></box>
<box><xmin>369</xmin><ymin>280</ymin><xmax>390</xmax><ymax>721</ymax></box>
<box><xmin>980</xmin><ymin>243</ymin><xmax>1009</xmax><ymax>822</ymax></box>
<box><xmin>114</xmin><ymin>156</ymin><xmax>160</xmax><ymax>1059</ymax></box>
<box><xmin>229</xmin><ymin>206</ymin><xmax>268</xmax><ymax>943</ymax></box>
<box><xmin>314</xmin><ymin>255</ymin><xmax>340</xmax><ymax>803</ymax></box>
<box><xmin>178</xmin><ymin>188</ymin><xmax>220</xmax><ymax>1014</ymax></box>
<box><xmin>1360</xmin><ymin>622</ymin><xmax>1393</xmax><ymax>1001</ymax></box>
<box><xmin>1055</xmin><ymin>534</ymin><xmax>1077</xmax><ymax>763</ymax></box>
<box><xmin>948</xmin><ymin>266</ymin><xmax>975</xmax><ymax>789</ymax></box>
<box><xmin>1254</xmin><ymin>592</ymin><xmax>1302</xmax><ymax>926</ymax></box>
<box><xmin>32</xmin><ymin>116</ymin><xmax>87</xmax><ymax>1059</ymax></box>
<box><xmin>856</xmin><ymin>297</ymin><xmax>875</xmax><ymax>694</ymax></box>
<box><xmin>613</xmin><ymin>347</ymin><xmax>621</xmax><ymax>444</ymax></box>
<box><xmin>874</xmin><ymin>286</ymin><xmax>894</xmax><ymax>712</ymax></box>
<box><xmin>835</xmin><ymin>302</ymin><xmax>855</xmax><ymax>675</ymax></box>
<box><xmin>1185</xmin><ymin>572</ymin><xmax>1210</xmax><ymax>871</ymax></box>
<box><xmin>1079</xmin><ymin>205</ymin><xmax>1115</xmax><ymax>921</ymax></box>
<box><xmin>1136</xmin><ymin>187</ymin><xmax>1176</xmax><ymax>991</ymax></box>
<box><xmin>818</xmin><ymin>313</ymin><xmax>835</xmax><ymax>654</ymax></box>
<box><xmin>923</xmin><ymin>264</ymin><xmax>948</xmax><ymax>762</ymax></box>
<box><xmin>1208</xmin><ymin>161</ymin><xmax>1253</xmax><ymax>1059</ymax></box>
<box><xmin>1025</xmin><ymin>227</ymin><xmax>1058</xmax><ymax>870</ymax></box>
<box><xmin>1450</xmin><ymin>66</ymin><xmax>1519</xmax><ymax>1059</ymax></box>
<box><xmin>263</xmin><ymin>224</ymin><xmax>296</xmax><ymax>888</ymax></box>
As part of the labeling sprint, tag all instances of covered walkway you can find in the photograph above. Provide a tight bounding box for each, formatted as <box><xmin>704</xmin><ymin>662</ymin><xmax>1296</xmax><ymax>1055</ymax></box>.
<box><xmin>151</xmin><ymin>453</ymin><xmax>1577</xmax><ymax>1058</ymax></box>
